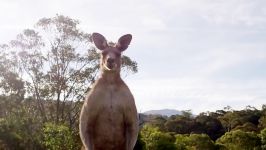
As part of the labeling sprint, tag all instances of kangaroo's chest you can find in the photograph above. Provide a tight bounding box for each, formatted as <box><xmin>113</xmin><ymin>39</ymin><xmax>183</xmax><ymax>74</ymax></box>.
<box><xmin>90</xmin><ymin>84</ymin><xmax>130</xmax><ymax>110</ymax></box>
<box><xmin>103</xmin><ymin>85</ymin><xmax>122</xmax><ymax>108</ymax></box>
<box><xmin>83</xmin><ymin>81</ymin><xmax>136</xmax><ymax>147</ymax></box>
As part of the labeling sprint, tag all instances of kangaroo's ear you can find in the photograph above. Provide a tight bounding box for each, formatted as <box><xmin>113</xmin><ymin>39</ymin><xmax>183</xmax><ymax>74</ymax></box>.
<box><xmin>92</xmin><ymin>33</ymin><xmax>108</xmax><ymax>50</ymax></box>
<box><xmin>116</xmin><ymin>34</ymin><xmax>132</xmax><ymax>51</ymax></box>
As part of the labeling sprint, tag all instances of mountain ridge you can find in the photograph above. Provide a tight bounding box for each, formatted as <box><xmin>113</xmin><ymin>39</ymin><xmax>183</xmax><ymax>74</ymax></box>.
<box><xmin>143</xmin><ymin>109</ymin><xmax>183</xmax><ymax>116</ymax></box>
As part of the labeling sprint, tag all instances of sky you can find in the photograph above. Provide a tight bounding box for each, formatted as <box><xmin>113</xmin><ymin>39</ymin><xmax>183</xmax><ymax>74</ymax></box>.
<box><xmin>0</xmin><ymin>0</ymin><xmax>266</xmax><ymax>114</ymax></box>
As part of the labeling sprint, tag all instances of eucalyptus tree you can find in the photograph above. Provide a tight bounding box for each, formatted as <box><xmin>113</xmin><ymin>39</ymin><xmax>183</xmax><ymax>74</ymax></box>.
<box><xmin>6</xmin><ymin>15</ymin><xmax>137</xmax><ymax>127</ymax></box>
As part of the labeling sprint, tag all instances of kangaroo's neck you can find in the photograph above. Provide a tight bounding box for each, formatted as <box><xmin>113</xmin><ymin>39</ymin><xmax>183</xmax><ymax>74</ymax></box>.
<box><xmin>100</xmin><ymin>70</ymin><xmax>122</xmax><ymax>85</ymax></box>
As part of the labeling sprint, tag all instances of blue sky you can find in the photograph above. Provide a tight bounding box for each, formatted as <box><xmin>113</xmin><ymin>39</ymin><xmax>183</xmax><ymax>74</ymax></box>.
<box><xmin>0</xmin><ymin>0</ymin><xmax>266</xmax><ymax>114</ymax></box>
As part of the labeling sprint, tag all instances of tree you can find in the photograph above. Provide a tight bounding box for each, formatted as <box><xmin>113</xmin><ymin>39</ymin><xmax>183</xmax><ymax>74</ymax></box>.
<box><xmin>218</xmin><ymin>107</ymin><xmax>261</xmax><ymax>133</ymax></box>
<box><xmin>10</xmin><ymin>29</ymin><xmax>48</xmax><ymax>122</ymax></box>
<box><xmin>259</xmin><ymin>105</ymin><xmax>266</xmax><ymax>129</ymax></box>
<box><xmin>42</xmin><ymin>123</ymin><xmax>80</xmax><ymax>150</ymax></box>
<box><xmin>0</xmin><ymin>111</ymin><xmax>43</xmax><ymax>150</ymax></box>
<box><xmin>216</xmin><ymin>130</ymin><xmax>261</xmax><ymax>150</ymax></box>
<box><xmin>164</xmin><ymin>115</ymin><xmax>194</xmax><ymax>134</ymax></box>
<box><xmin>175</xmin><ymin>134</ymin><xmax>190</xmax><ymax>150</ymax></box>
<box><xmin>7</xmin><ymin>15</ymin><xmax>137</xmax><ymax>127</ymax></box>
<box><xmin>188</xmin><ymin>134</ymin><xmax>216</xmax><ymax>150</ymax></box>
<box><xmin>141</xmin><ymin>125</ymin><xmax>176</xmax><ymax>150</ymax></box>
<box><xmin>261</xmin><ymin>128</ymin><xmax>266</xmax><ymax>149</ymax></box>
<box><xmin>218</xmin><ymin>111</ymin><xmax>241</xmax><ymax>132</ymax></box>
<box><xmin>194</xmin><ymin>113</ymin><xmax>225</xmax><ymax>140</ymax></box>
<box><xmin>175</xmin><ymin>134</ymin><xmax>216</xmax><ymax>150</ymax></box>
<box><xmin>181</xmin><ymin>110</ymin><xmax>193</xmax><ymax>118</ymax></box>
<box><xmin>259</xmin><ymin>116</ymin><xmax>266</xmax><ymax>129</ymax></box>
<box><xmin>146</xmin><ymin>115</ymin><xmax>167</xmax><ymax>131</ymax></box>
<box><xmin>0</xmin><ymin>44</ymin><xmax>25</xmax><ymax>98</ymax></box>
<box><xmin>233</xmin><ymin>122</ymin><xmax>258</xmax><ymax>132</ymax></box>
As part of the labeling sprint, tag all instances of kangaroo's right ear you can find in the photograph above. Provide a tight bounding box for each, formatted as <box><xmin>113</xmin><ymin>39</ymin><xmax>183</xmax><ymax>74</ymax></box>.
<box><xmin>92</xmin><ymin>33</ymin><xmax>108</xmax><ymax>50</ymax></box>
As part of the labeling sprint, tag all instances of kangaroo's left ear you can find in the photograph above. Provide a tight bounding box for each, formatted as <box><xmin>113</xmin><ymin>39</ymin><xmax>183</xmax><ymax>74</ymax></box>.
<box><xmin>116</xmin><ymin>34</ymin><xmax>132</xmax><ymax>51</ymax></box>
<box><xmin>92</xmin><ymin>33</ymin><xmax>108</xmax><ymax>50</ymax></box>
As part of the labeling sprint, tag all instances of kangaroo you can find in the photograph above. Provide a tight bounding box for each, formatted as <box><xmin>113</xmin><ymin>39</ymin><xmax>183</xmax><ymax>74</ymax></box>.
<box><xmin>79</xmin><ymin>33</ymin><xmax>138</xmax><ymax>150</ymax></box>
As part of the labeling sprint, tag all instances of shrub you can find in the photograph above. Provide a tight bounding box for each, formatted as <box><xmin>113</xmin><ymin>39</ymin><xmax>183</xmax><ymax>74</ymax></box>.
<box><xmin>42</xmin><ymin>123</ymin><xmax>79</xmax><ymax>150</ymax></box>
<box><xmin>141</xmin><ymin>125</ymin><xmax>176</xmax><ymax>150</ymax></box>
<box><xmin>216</xmin><ymin>130</ymin><xmax>261</xmax><ymax>150</ymax></box>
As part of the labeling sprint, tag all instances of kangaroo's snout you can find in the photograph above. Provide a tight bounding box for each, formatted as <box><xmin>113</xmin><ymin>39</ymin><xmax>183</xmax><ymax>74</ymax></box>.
<box><xmin>106</xmin><ymin>57</ymin><xmax>115</xmax><ymax>69</ymax></box>
<box><xmin>107</xmin><ymin>58</ymin><xmax>115</xmax><ymax>64</ymax></box>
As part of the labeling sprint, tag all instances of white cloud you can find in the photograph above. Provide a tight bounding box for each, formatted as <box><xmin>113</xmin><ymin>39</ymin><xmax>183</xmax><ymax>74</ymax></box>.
<box><xmin>126</xmin><ymin>76</ymin><xmax>266</xmax><ymax>114</ymax></box>
<box><xmin>1</xmin><ymin>0</ymin><xmax>266</xmax><ymax>113</ymax></box>
<box><xmin>194</xmin><ymin>0</ymin><xmax>266</xmax><ymax>27</ymax></box>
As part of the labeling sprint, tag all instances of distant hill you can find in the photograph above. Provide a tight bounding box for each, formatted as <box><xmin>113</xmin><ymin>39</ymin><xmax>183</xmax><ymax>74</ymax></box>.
<box><xmin>143</xmin><ymin>109</ymin><xmax>183</xmax><ymax>116</ymax></box>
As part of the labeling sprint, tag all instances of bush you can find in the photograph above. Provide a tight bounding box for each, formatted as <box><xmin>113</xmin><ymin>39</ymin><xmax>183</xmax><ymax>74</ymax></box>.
<box><xmin>141</xmin><ymin>125</ymin><xmax>176</xmax><ymax>150</ymax></box>
<box><xmin>216</xmin><ymin>130</ymin><xmax>261</xmax><ymax>150</ymax></box>
<box><xmin>188</xmin><ymin>134</ymin><xmax>216</xmax><ymax>150</ymax></box>
<box><xmin>175</xmin><ymin>134</ymin><xmax>216</xmax><ymax>150</ymax></box>
<box><xmin>261</xmin><ymin>128</ymin><xmax>266</xmax><ymax>149</ymax></box>
<box><xmin>175</xmin><ymin>134</ymin><xmax>190</xmax><ymax>150</ymax></box>
<box><xmin>0</xmin><ymin>118</ymin><xmax>35</xmax><ymax>150</ymax></box>
<box><xmin>42</xmin><ymin>123</ymin><xmax>80</xmax><ymax>150</ymax></box>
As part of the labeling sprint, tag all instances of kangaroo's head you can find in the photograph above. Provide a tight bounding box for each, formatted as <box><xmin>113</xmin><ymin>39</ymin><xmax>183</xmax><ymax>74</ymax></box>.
<box><xmin>92</xmin><ymin>33</ymin><xmax>132</xmax><ymax>72</ymax></box>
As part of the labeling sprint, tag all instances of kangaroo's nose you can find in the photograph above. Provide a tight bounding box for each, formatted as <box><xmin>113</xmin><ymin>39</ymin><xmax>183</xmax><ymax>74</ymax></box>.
<box><xmin>107</xmin><ymin>58</ymin><xmax>114</xmax><ymax>64</ymax></box>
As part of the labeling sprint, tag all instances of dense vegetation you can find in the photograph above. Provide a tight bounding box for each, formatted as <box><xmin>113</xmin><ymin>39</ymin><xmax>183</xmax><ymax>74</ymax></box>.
<box><xmin>1</xmin><ymin>15</ymin><xmax>266</xmax><ymax>150</ymax></box>
<box><xmin>138</xmin><ymin>106</ymin><xmax>266</xmax><ymax>150</ymax></box>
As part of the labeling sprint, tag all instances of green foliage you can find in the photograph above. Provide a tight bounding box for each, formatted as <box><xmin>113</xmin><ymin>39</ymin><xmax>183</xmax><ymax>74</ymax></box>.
<box><xmin>0</xmin><ymin>45</ymin><xmax>25</xmax><ymax>98</ymax></box>
<box><xmin>216</xmin><ymin>130</ymin><xmax>261</xmax><ymax>150</ymax></box>
<box><xmin>261</xmin><ymin>128</ymin><xmax>266</xmax><ymax>149</ymax></box>
<box><xmin>0</xmin><ymin>116</ymin><xmax>43</xmax><ymax>150</ymax></box>
<box><xmin>195</xmin><ymin>113</ymin><xmax>225</xmax><ymax>140</ymax></box>
<box><xmin>42</xmin><ymin>123</ymin><xmax>80</xmax><ymax>150</ymax></box>
<box><xmin>175</xmin><ymin>134</ymin><xmax>216</xmax><ymax>150</ymax></box>
<box><xmin>0</xmin><ymin>118</ymin><xmax>24</xmax><ymax>150</ymax></box>
<box><xmin>141</xmin><ymin>125</ymin><xmax>176</xmax><ymax>150</ymax></box>
<box><xmin>259</xmin><ymin>116</ymin><xmax>266</xmax><ymax>129</ymax></box>
<box><xmin>188</xmin><ymin>134</ymin><xmax>216</xmax><ymax>150</ymax></box>
<box><xmin>0</xmin><ymin>96</ymin><xmax>44</xmax><ymax>150</ymax></box>
<box><xmin>233</xmin><ymin>122</ymin><xmax>258</xmax><ymax>132</ymax></box>
<box><xmin>164</xmin><ymin>115</ymin><xmax>194</xmax><ymax>134</ymax></box>
<box><xmin>218</xmin><ymin>107</ymin><xmax>261</xmax><ymax>132</ymax></box>
<box><xmin>146</xmin><ymin>115</ymin><xmax>167</xmax><ymax>131</ymax></box>
<box><xmin>163</xmin><ymin>113</ymin><xmax>225</xmax><ymax>141</ymax></box>
<box><xmin>175</xmin><ymin>134</ymin><xmax>190</xmax><ymax>150</ymax></box>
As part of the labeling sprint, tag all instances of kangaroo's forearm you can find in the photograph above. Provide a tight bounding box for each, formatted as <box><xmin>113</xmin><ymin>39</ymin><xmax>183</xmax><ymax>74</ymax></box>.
<box><xmin>126</xmin><ymin>125</ymin><xmax>139</xmax><ymax>150</ymax></box>
<box><xmin>80</xmin><ymin>124</ymin><xmax>94</xmax><ymax>150</ymax></box>
<box><xmin>80</xmin><ymin>107</ymin><xmax>95</xmax><ymax>150</ymax></box>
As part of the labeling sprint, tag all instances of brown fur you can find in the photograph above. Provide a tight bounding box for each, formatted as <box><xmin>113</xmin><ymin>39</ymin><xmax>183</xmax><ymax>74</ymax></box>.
<box><xmin>79</xmin><ymin>33</ymin><xmax>138</xmax><ymax>150</ymax></box>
